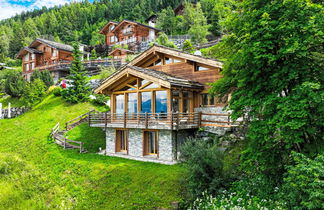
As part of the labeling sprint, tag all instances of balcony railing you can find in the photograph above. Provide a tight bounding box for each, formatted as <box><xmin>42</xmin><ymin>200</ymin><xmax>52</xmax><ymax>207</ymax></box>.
<box><xmin>89</xmin><ymin>111</ymin><xmax>201</xmax><ymax>130</ymax></box>
<box><xmin>115</xmin><ymin>37</ymin><xmax>137</xmax><ymax>45</ymax></box>
<box><xmin>32</xmin><ymin>59</ymin><xmax>122</xmax><ymax>72</ymax></box>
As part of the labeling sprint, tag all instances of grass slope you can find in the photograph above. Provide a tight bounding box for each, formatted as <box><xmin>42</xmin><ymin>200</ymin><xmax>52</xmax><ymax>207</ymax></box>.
<box><xmin>0</xmin><ymin>95</ymin><xmax>184</xmax><ymax>209</ymax></box>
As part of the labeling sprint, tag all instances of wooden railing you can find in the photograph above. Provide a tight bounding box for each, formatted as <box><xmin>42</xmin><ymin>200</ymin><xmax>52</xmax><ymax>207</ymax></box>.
<box><xmin>50</xmin><ymin>122</ymin><xmax>85</xmax><ymax>153</ymax></box>
<box><xmin>34</xmin><ymin>59</ymin><xmax>122</xmax><ymax>72</ymax></box>
<box><xmin>65</xmin><ymin>110</ymin><xmax>95</xmax><ymax>130</ymax></box>
<box><xmin>89</xmin><ymin>111</ymin><xmax>201</xmax><ymax>130</ymax></box>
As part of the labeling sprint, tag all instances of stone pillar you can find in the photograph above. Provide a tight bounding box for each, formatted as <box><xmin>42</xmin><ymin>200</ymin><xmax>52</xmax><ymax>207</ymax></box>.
<box><xmin>0</xmin><ymin>103</ymin><xmax>2</xmax><ymax>119</ymax></box>
<box><xmin>8</xmin><ymin>103</ymin><xmax>11</xmax><ymax>119</ymax></box>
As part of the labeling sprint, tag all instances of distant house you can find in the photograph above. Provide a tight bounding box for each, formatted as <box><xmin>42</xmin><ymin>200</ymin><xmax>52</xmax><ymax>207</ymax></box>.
<box><xmin>90</xmin><ymin>44</ymin><xmax>230</xmax><ymax>164</ymax></box>
<box><xmin>16</xmin><ymin>38</ymin><xmax>89</xmax><ymax>81</ymax></box>
<box><xmin>99</xmin><ymin>19</ymin><xmax>161</xmax><ymax>47</ymax></box>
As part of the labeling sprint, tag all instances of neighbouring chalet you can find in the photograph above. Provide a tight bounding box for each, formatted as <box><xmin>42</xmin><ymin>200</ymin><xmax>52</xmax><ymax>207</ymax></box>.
<box><xmin>90</xmin><ymin>44</ymin><xmax>235</xmax><ymax>164</ymax></box>
<box><xmin>99</xmin><ymin>19</ymin><xmax>161</xmax><ymax>48</ymax></box>
<box><xmin>16</xmin><ymin>38</ymin><xmax>88</xmax><ymax>81</ymax></box>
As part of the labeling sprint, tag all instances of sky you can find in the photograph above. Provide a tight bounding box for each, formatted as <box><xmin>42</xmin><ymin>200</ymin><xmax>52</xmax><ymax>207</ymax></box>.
<box><xmin>0</xmin><ymin>0</ymin><xmax>94</xmax><ymax>20</ymax></box>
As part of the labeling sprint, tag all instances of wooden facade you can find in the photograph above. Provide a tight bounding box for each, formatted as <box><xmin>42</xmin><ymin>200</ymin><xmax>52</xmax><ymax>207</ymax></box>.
<box><xmin>16</xmin><ymin>39</ymin><xmax>75</xmax><ymax>78</ymax></box>
<box><xmin>100</xmin><ymin>20</ymin><xmax>161</xmax><ymax>47</ymax></box>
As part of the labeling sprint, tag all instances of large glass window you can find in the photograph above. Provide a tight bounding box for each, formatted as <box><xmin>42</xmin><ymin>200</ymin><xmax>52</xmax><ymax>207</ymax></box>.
<box><xmin>155</xmin><ymin>91</ymin><xmax>167</xmax><ymax>114</ymax></box>
<box><xmin>116</xmin><ymin>94</ymin><xmax>124</xmax><ymax>114</ymax></box>
<box><xmin>202</xmin><ymin>94</ymin><xmax>208</xmax><ymax>106</ymax></box>
<box><xmin>128</xmin><ymin>93</ymin><xmax>137</xmax><ymax>114</ymax></box>
<box><xmin>172</xmin><ymin>91</ymin><xmax>180</xmax><ymax>112</ymax></box>
<box><xmin>141</xmin><ymin>92</ymin><xmax>152</xmax><ymax>113</ymax></box>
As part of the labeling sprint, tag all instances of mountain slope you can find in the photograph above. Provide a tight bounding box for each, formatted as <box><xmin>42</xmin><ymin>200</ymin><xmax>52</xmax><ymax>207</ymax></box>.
<box><xmin>0</xmin><ymin>95</ymin><xmax>183</xmax><ymax>209</ymax></box>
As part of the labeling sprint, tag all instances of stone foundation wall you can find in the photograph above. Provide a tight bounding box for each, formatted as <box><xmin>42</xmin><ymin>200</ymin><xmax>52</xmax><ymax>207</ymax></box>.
<box><xmin>0</xmin><ymin>107</ymin><xmax>30</xmax><ymax>119</ymax></box>
<box><xmin>105</xmin><ymin>128</ymin><xmax>176</xmax><ymax>161</ymax></box>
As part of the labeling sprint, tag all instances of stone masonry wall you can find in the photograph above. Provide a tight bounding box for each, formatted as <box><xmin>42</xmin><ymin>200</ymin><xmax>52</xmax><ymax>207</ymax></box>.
<box><xmin>0</xmin><ymin>107</ymin><xmax>30</xmax><ymax>119</ymax></box>
<box><xmin>128</xmin><ymin>129</ymin><xmax>143</xmax><ymax>157</ymax></box>
<box><xmin>158</xmin><ymin>130</ymin><xmax>173</xmax><ymax>161</ymax></box>
<box><xmin>106</xmin><ymin>128</ymin><xmax>115</xmax><ymax>153</ymax></box>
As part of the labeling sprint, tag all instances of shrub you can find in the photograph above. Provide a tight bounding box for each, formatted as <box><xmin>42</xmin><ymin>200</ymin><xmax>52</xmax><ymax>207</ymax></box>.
<box><xmin>4</xmin><ymin>72</ymin><xmax>26</xmax><ymax>97</ymax></box>
<box><xmin>179</xmin><ymin>137</ymin><xmax>234</xmax><ymax>200</ymax></box>
<box><xmin>22</xmin><ymin>79</ymin><xmax>46</xmax><ymax>106</ymax></box>
<box><xmin>182</xmin><ymin>40</ymin><xmax>195</xmax><ymax>54</ymax></box>
<box><xmin>30</xmin><ymin>70</ymin><xmax>42</xmax><ymax>82</ymax></box>
<box><xmin>99</xmin><ymin>66</ymin><xmax>115</xmax><ymax>80</ymax></box>
<box><xmin>91</xmin><ymin>94</ymin><xmax>109</xmax><ymax>106</ymax></box>
<box><xmin>190</xmin><ymin>191</ymin><xmax>285</xmax><ymax>210</ymax></box>
<box><xmin>279</xmin><ymin>152</ymin><xmax>324</xmax><ymax>209</ymax></box>
<box><xmin>154</xmin><ymin>32</ymin><xmax>177</xmax><ymax>48</ymax></box>
<box><xmin>52</xmin><ymin>87</ymin><xmax>62</xmax><ymax>96</ymax></box>
<box><xmin>40</xmin><ymin>70</ymin><xmax>54</xmax><ymax>88</ymax></box>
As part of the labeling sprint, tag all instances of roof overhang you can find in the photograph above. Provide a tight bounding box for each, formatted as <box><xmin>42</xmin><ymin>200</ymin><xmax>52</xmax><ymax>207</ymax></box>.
<box><xmin>95</xmin><ymin>66</ymin><xmax>204</xmax><ymax>94</ymax></box>
<box><xmin>16</xmin><ymin>47</ymin><xmax>43</xmax><ymax>59</ymax></box>
<box><xmin>99</xmin><ymin>21</ymin><xmax>119</xmax><ymax>34</ymax></box>
<box><xmin>108</xmin><ymin>48</ymin><xmax>136</xmax><ymax>56</ymax></box>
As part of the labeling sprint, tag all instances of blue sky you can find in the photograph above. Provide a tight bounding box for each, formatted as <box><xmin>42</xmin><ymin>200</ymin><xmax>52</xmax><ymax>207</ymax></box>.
<box><xmin>0</xmin><ymin>0</ymin><xmax>94</xmax><ymax>20</ymax></box>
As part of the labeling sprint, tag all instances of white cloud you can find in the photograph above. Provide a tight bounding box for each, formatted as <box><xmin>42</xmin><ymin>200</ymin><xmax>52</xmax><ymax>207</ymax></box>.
<box><xmin>0</xmin><ymin>0</ymin><xmax>83</xmax><ymax>20</ymax></box>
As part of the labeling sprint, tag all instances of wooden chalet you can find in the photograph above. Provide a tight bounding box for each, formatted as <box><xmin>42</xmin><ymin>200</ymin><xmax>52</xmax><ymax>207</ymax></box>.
<box><xmin>91</xmin><ymin>44</ymin><xmax>233</xmax><ymax>164</ymax></box>
<box><xmin>16</xmin><ymin>38</ymin><xmax>85</xmax><ymax>81</ymax></box>
<box><xmin>100</xmin><ymin>19</ymin><xmax>161</xmax><ymax>47</ymax></box>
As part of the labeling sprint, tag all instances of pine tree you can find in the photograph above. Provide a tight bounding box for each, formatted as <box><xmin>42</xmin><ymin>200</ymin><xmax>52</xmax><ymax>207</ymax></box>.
<box><xmin>63</xmin><ymin>43</ymin><xmax>91</xmax><ymax>103</ymax></box>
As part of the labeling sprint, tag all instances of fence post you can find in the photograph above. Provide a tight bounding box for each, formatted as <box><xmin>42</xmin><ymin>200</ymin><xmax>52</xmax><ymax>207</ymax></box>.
<box><xmin>64</xmin><ymin>139</ymin><xmax>66</xmax><ymax>149</ymax></box>
<box><xmin>170</xmin><ymin>112</ymin><xmax>173</xmax><ymax>130</ymax></box>
<box><xmin>227</xmin><ymin>113</ymin><xmax>231</xmax><ymax>126</ymax></box>
<box><xmin>105</xmin><ymin>112</ymin><xmax>108</xmax><ymax>129</ymax></box>
<box><xmin>124</xmin><ymin>112</ymin><xmax>127</xmax><ymax>128</ymax></box>
<box><xmin>8</xmin><ymin>103</ymin><xmax>11</xmax><ymax>119</ymax></box>
<box><xmin>145</xmin><ymin>112</ymin><xmax>148</xmax><ymax>129</ymax></box>
<box><xmin>198</xmin><ymin>112</ymin><xmax>202</xmax><ymax>128</ymax></box>
<box><xmin>0</xmin><ymin>103</ymin><xmax>2</xmax><ymax>119</ymax></box>
<box><xmin>176</xmin><ymin>112</ymin><xmax>179</xmax><ymax>131</ymax></box>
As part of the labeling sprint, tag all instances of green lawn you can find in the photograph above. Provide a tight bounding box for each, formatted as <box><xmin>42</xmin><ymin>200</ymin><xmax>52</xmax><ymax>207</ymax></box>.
<box><xmin>0</xmin><ymin>94</ymin><xmax>184</xmax><ymax>209</ymax></box>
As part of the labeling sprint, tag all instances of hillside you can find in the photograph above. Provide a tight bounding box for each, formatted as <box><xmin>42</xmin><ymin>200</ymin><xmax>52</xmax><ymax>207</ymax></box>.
<box><xmin>0</xmin><ymin>95</ymin><xmax>184</xmax><ymax>209</ymax></box>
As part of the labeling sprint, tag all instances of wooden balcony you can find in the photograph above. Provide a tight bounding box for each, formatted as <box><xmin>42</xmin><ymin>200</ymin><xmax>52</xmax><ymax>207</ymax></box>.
<box><xmin>89</xmin><ymin>111</ymin><xmax>202</xmax><ymax>130</ymax></box>
<box><xmin>33</xmin><ymin>59</ymin><xmax>122</xmax><ymax>73</ymax></box>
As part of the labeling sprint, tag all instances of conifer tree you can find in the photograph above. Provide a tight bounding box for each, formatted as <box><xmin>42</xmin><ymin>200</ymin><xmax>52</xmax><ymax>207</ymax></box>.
<box><xmin>63</xmin><ymin>43</ymin><xmax>91</xmax><ymax>103</ymax></box>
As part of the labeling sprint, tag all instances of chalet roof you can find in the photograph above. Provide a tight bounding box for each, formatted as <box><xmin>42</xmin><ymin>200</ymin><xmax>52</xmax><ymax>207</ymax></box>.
<box><xmin>16</xmin><ymin>47</ymin><xmax>43</xmax><ymax>59</ymax></box>
<box><xmin>111</xmin><ymin>19</ymin><xmax>161</xmax><ymax>33</ymax></box>
<box><xmin>128</xmin><ymin>44</ymin><xmax>223</xmax><ymax>68</ymax></box>
<box><xmin>99</xmin><ymin>21</ymin><xmax>119</xmax><ymax>34</ymax></box>
<box><xmin>108</xmin><ymin>48</ymin><xmax>136</xmax><ymax>56</ymax></box>
<box><xmin>30</xmin><ymin>38</ymin><xmax>75</xmax><ymax>52</ymax></box>
<box><xmin>95</xmin><ymin>65</ymin><xmax>204</xmax><ymax>93</ymax></box>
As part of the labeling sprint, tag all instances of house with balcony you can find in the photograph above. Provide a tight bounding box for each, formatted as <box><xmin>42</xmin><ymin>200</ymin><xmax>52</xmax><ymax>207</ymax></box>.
<box><xmin>16</xmin><ymin>38</ymin><xmax>121</xmax><ymax>82</ymax></box>
<box><xmin>92</xmin><ymin>44</ymin><xmax>235</xmax><ymax>164</ymax></box>
<box><xmin>99</xmin><ymin>19</ymin><xmax>161</xmax><ymax>51</ymax></box>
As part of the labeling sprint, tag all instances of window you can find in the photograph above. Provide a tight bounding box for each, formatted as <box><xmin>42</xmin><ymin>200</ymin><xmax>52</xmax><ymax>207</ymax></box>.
<box><xmin>110</xmin><ymin>25</ymin><xmax>115</xmax><ymax>31</ymax></box>
<box><xmin>172</xmin><ymin>91</ymin><xmax>180</xmax><ymax>112</ymax></box>
<box><xmin>156</xmin><ymin>91</ymin><xmax>167</xmax><ymax>114</ymax></box>
<box><xmin>110</xmin><ymin>36</ymin><xmax>116</xmax><ymax>43</ymax></box>
<box><xmin>164</xmin><ymin>57</ymin><xmax>183</xmax><ymax>65</ymax></box>
<box><xmin>143</xmin><ymin>131</ymin><xmax>158</xmax><ymax>155</ymax></box>
<box><xmin>116</xmin><ymin>130</ymin><xmax>128</xmax><ymax>153</ymax></box>
<box><xmin>202</xmin><ymin>94</ymin><xmax>208</xmax><ymax>106</ymax></box>
<box><xmin>196</xmin><ymin>64</ymin><xmax>211</xmax><ymax>71</ymax></box>
<box><xmin>165</xmin><ymin>57</ymin><xmax>172</xmax><ymax>64</ymax></box>
<box><xmin>143</xmin><ymin>83</ymin><xmax>159</xmax><ymax>89</ymax></box>
<box><xmin>154</xmin><ymin>59</ymin><xmax>162</xmax><ymax>66</ymax></box>
<box><xmin>127</xmin><ymin>93</ymin><xmax>137</xmax><ymax>114</ymax></box>
<box><xmin>141</xmin><ymin>92</ymin><xmax>152</xmax><ymax>113</ymax></box>
<box><xmin>182</xmin><ymin>91</ymin><xmax>190</xmax><ymax>113</ymax></box>
<box><xmin>116</xmin><ymin>94</ymin><xmax>124</xmax><ymax>114</ymax></box>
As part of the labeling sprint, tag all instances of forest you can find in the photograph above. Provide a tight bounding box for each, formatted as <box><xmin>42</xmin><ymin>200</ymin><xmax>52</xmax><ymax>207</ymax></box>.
<box><xmin>0</xmin><ymin>0</ymin><xmax>219</xmax><ymax>62</ymax></box>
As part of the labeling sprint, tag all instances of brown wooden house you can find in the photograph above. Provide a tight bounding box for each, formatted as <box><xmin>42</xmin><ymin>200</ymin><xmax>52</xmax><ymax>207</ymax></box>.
<box><xmin>100</xmin><ymin>19</ymin><xmax>161</xmax><ymax>47</ymax></box>
<box><xmin>16</xmin><ymin>38</ymin><xmax>88</xmax><ymax>81</ymax></box>
<box><xmin>91</xmin><ymin>44</ymin><xmax>233</xmax><ymax>164</ymax></box>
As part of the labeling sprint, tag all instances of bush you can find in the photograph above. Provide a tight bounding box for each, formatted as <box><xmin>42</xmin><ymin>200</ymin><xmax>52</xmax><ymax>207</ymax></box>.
<box><xmin>182</xmin><ymin>40</ymin><xmax>195</xmax><ymax>54</ymax></box>
<box><xmin>22</xmin><ymin>79</ymin><xmax>46</xmax><ymax>106</ymax></box>
<box><xmin>52</xmin><ymin>87</ymin><xmax>62</xmax><ymax>96</ymax></box>
<box><xmin>91</xmin><ymin>94</ymin><xmax>109</xmax><ymax>106</ymax></box>
<box><xmin>179</xmin><ymin>137</ymin><xmax>234</xmax><ymax>200</ymax></box>
<box><xmin>31</xmin><ymin>70</ymin><xmax>53</xmax><ymax>88</ymax></box>
<box><xmin>99</xmin><ymin>66</ymin><xmax>115</xmax><ymax>80</ymax></box>
<box><xmin>190</xmin><ymin>191</ymin><xmax>284</xmax><ymax>210</ymax></box>
<box><xmin>4</xmin><ymin>72</ymin><xmax>26</xmax><ymax>97</ymax></box>
<box><xmin>279</xmin><ymin>152</ymin><xmax>324</xmax><ymax>209</ymax></box>
<box><xmin>154</xmin><ymin>32</ymin><xmax>177</xmax><ymax>48</ymax></box>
